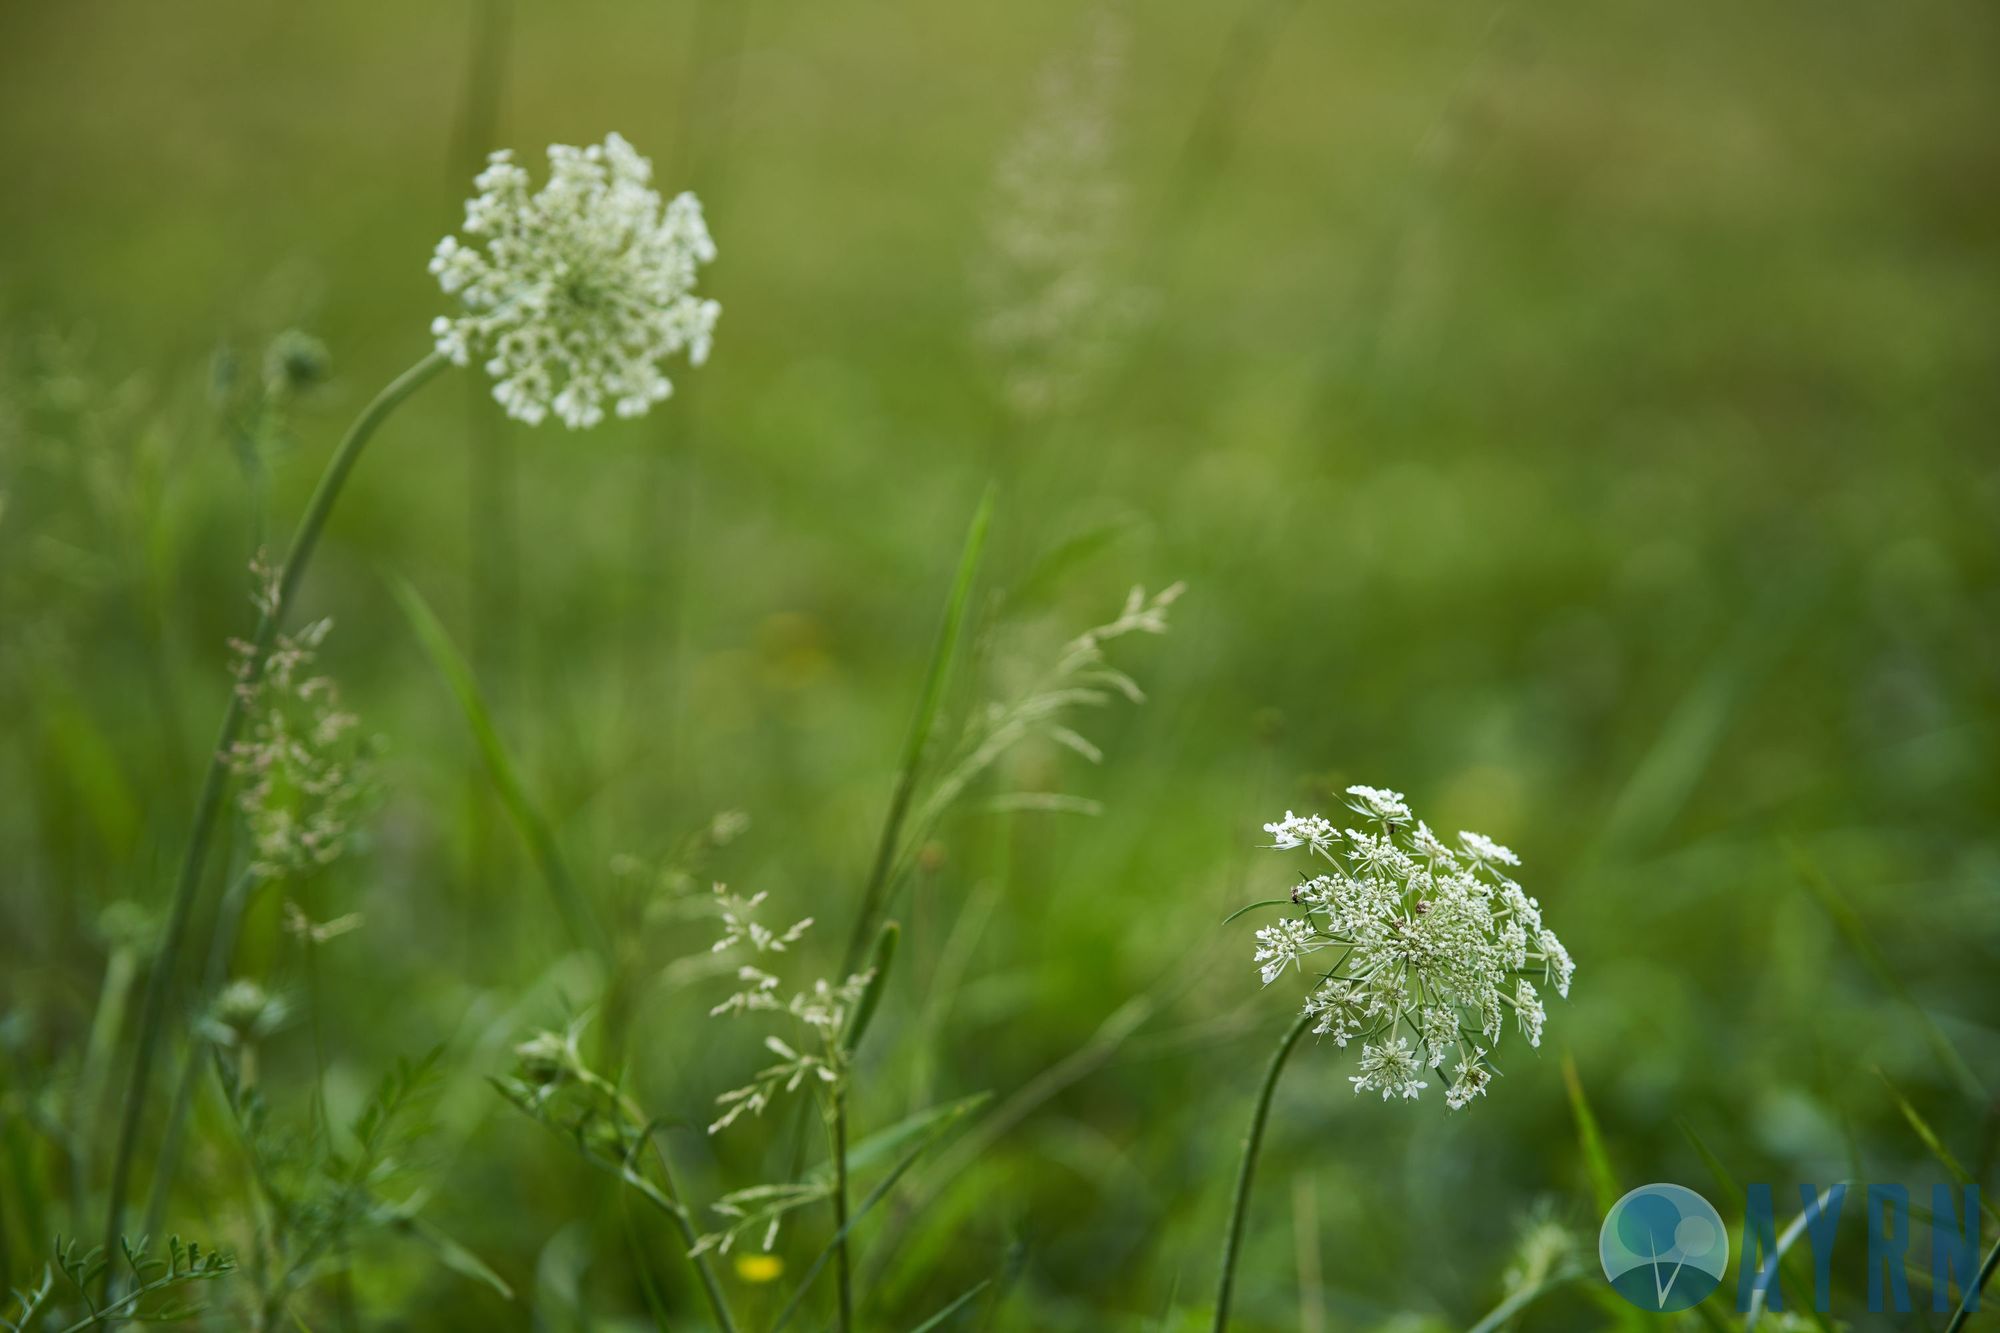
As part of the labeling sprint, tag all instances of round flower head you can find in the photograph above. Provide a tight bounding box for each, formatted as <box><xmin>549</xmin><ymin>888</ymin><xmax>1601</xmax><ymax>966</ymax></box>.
<box><xmin>431</xmin><ymin>132</ymin><xmax>720</xmax><ymax>429</ymax></box>
<box><xmin>1244</xmin><ymin>782</ymin><xmax>1574</xmax><ymax>1110</ymax></box>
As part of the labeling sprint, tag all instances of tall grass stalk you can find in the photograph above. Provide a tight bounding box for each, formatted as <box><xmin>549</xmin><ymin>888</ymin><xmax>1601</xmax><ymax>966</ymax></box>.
<box><xmin>144</xmin><ymin>868</ymin><xmax>261</xmax><ymax>1239</ymax></box>
<box><xmin>102</xmin><ymin>349</ymin><xmax>449</xmax><ymax>1277</ymax></box>
<box><xmin>1210</xmin><ymin>1007</ymin><xmax>1310</xmax><ymax>1332</ymax></box>
<box><xmin>447</xmin><ymin>0</ymin><xmax>517</xmax><ymax>969</ymax></box>
<box><xmin>1944</xmin><ymin>1233</ymin><xmax>1999</xmax><ymax>1333</ymax></box>
<box><xmin>831</xmin><ymin>1090</ymin><xmax>854</xmax><ymax>1333</ymax></box>
<box><xmin>841</xmin><ymin>486</ymin><xmax>993</xmax><ymax>975</ymax></box>
<box><xmin>391</xmin><ymin>576</ymin><xmax>611</xmax><ymax>961</ymax></box>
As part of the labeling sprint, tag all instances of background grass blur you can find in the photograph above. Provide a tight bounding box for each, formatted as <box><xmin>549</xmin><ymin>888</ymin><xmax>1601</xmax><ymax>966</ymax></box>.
<box><xmin>2</xmin><ymin>1</ymin><xmax>1998</xmax><ymax>1328</ymax></box>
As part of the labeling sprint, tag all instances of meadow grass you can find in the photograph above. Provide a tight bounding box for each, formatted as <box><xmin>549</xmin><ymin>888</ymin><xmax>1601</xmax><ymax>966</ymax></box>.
<box><xmin>2</xmin><ymin>1</ymin><xmax>1998</xmax><ymax>1330</ymax></box>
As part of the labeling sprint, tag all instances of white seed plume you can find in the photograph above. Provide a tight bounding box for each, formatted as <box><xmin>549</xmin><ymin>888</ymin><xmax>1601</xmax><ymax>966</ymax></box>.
<box><xmin>225</xmin><ymin>559</ymin><xmax>369</xmax><ymax>880</ymax></box>
<box><xmin>431</xmin><ymin>132</ymin><xmax>719</xmax><ymax>429</ymax></box>
<box><xmin>704</xmin><ymin>885</ymin><xmax>873</xmax><ymax>1137</ymax></box>
<box><xmin>976</xmin><ymin>6</ymin><xmax>1142</xmax><ymax>421</ymax></box>
<box><xmin>1244</xmin><ymin>783</ymin><xmax>1574</xmax><ymax>1110</ymax></box>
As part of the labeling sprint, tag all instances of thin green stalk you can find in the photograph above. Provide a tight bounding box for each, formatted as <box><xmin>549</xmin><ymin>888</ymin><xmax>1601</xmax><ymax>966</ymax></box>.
<box><xmin>1943</xmin><ymin>1231</ymin><xmax>1999</xmax><ymax>1333</ymax></box>
<box><xmin>144</xmin><ymin>868</ymin><xmax>262</xmax><ymax>1239</ymax></box>
<box><xmin>1211</xmin><ymin>1007</ymin><xmax>1311</xmax><ymax>1333</ymax></box>
<box><xmin>447</xmin><ymin>0</ymin><xmax>514</xmax><ymax>977</ymax></box>
<box><xmin>102</xmin><ymin>349</ymin><xmax>449</xmax><ymax>1276</ymax></box>
<box><xmin>841</xmin><ymin>487</ymin><xmax>993</xmax><ymax>976</ymax></box>
<box><xmin>78</xmin><ymin>940</ymin><xmax>141</xmax><ymax>1187</ymax></box>
<box><xmin>639</xmin><ymin>1125</ymin><xmax>739</xmax><ymax>1333</ymax></box>
<box><xmin>296</xmin><ymin>883</ymin><xmax>356</xmax><ymax>1333</ymax></box>
<box><xmin>832</xmin><ymin>1091</ymin><xmax>854</xmax><ymax>1333</ymax></box>
<box><xmin>389</xmin><ymin>575</ymin><xmax>612</xmax><ymax>962</ymax></box>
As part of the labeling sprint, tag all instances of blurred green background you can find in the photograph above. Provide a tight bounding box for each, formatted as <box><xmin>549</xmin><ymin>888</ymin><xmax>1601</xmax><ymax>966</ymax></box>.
<box><xmin>3</xmin><ymin>0</ymin><xmax>1998</xmax><ymax>1328</ymax></box>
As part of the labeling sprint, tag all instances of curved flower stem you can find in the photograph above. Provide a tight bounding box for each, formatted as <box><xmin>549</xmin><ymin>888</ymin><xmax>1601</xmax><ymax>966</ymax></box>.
<box><xmin>102</xmin><ymin>350</ymin><xmax>450</xmax><ymax>1275</ymax></box>
<box><xmin>1212</xmin><ymin>1006</ymin><xmax>1313</xmax><ymax>1333</ymax></box>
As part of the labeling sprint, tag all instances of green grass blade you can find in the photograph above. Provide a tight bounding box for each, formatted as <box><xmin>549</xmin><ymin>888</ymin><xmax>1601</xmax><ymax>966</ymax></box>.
<box><xmin>1879</xmin><ymin>1073</ymin><xmax>2000</xmax><ymax>1228</ymax></box>
<box><xmin>1561</xmin><ymin>1054</ymin><xmax>1619</xmax><ymax>1215</ymax></box>
<box><xmin>396</xmin><ymin>1214</ymin><xmax>514</xmax><ymax>1302</ymax></box>
<box><xmin>843</xmin><ymin>485</ymin><xmax>994</xmax><ymax>975</ymax></box>
<box><xmin>1792</xmin><ymin>844</ymin><xmax>1985</xmax><ymax>1103</ymax></box>
<box><xmin>810</xmin><ymin>1094</ymin><xmax>991</xmax><ymax>1187</ymax></box>
<box><xmin>991</xmin><ymin>514</ymin><xmax>1138</xmax><ymax>620</ymax></box>
<box><xmin>1593</xmin><ymin>579</ymin><xmax>1811</xmax><ymax>860</ymax></box>
<box><xmin>1220</xmin><ymin>899</ymin><xmax>1292</xmax><ymax>926</ymax></box>
<box><xmin>389</xmin><ymin>575</ymin><xmax>610</xmax><ymax>961</ymax></box>
<box><xmin>1681</xmin><ymin>1120</ymin><xmax>1834</xmax><ymax>1332</ymax></box>
<box><xmin>770</xmin><ymin>1123</ymin><xmax>965</xmax><ymax>1333</ymax></box>
<box><xmin>1465</xmin><ymin>1263</ymin><xmax>1587</xmax><ymax>1333</ymax></box>
<box><xmin>1745</xmin><ymin>1185</ymin><xmax>1847</xmax><ymax>1331</ymax></box>
<box><xmin>1562</xmin><ymin>1056</ymin><xmax>1674</xmax><ymax>1333</ymax></box>
<box><xmin>1943</xmin><ymin>1231</ymin><xmax>2000</xmax><ymax>1333</ymax></box>
<box><xmin>844</xmin><ymin>921</ymin><xmax>901</xmax><ymax>1056</ymax></box>
<box><xmin>904</xmin><ymin>1278</ymin><xmax>991</xmax><ymax>1333</ymax></box>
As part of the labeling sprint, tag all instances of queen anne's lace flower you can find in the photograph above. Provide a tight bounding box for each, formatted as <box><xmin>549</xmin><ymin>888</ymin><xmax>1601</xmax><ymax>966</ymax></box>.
<box><xmin>1445</xmin><ymin>1050</ymin><xmax>1493</xmax><ymax>1109</ymax></box>
<box><xmin>1459</xmin><ymin>829</ymin><xmax>1520</xmax><ymax>866</ymax></box>
<box><xmin>1247</xmin><ymin>783</ymin><xmax>1574</xmax><ymax>1109</ymax></box>
<box><xmin>1345</xmin><ymin>784</ymin><xmax>1412</xmax><ymax>824</ymax></box>
<box><xmin>1350</xmin><ymin>1037</ymin><xmax>1428</xmax><ymax>1101</ymax></box>
<box><xmin>1263</xmin><ymin>811</ymin><xmax>1337</xmax><ymax>855</ymax></box>
<box><xmin>1252</xmin><ymin>917</ymin><xmax>1320</xmax><ymax>985</ymax></box>
<box><xmin>431</xmin><ymin>132</ymin><xmax>719</xmax><ymax>429</ymax></box>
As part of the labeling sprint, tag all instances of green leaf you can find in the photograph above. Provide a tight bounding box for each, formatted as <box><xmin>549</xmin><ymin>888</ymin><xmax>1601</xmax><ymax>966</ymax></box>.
<box><xmin>396</xmin><ymin>1213</ymin><xmax>514</xmax><ymax>1301</ymax></box>
<box><xmin>810</xmin><ymin>1093</ymin><xmax>992</xmax><ymax>1187</ymax></box>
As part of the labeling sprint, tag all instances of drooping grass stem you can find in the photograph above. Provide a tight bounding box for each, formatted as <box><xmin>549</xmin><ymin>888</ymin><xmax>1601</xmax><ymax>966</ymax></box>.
<box><xmin>1212</xmin><ymin>1007</ymin><xmax>1312</xmax><ymax>1332</ymax></box>
<box><xmin>102</xmin><ymin>349</ymin><xmax>450</xmax><ymax>1274</ymax></box>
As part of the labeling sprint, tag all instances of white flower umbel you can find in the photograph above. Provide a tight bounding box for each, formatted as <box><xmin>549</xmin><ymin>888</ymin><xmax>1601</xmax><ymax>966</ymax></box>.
<box><xmin>1252</xmin><ymin>917</ymin><xmax>1320</xmax><ymax>985</ymax></box>
<box><xmin>1349</xmin><ymin>1037</ymin><xmax>1428</xmax><ymax>1101</ymax></box>
<box><xmin>1263</xmin><ymin>811</ymin><xmax>1338</xmax><ymax>856</ymax></box>
<box><xmin>1246</xmin><ymin>783</ymin><xmax>1574</xmax><ymax>1110</ymax></box>
<box><xmin>1213</xmin><ymin>784</ymin><xmax>1579</xmax><ymax>1333</ymax></box>
<box><xmin>431</xmin><ymin>132</ymin><xmax>719</xmax><ymax>429</ymax></box>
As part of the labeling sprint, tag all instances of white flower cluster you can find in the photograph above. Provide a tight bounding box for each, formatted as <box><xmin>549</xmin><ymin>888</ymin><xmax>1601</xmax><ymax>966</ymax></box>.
<box><xmin>431</xmin><ymin>132</ymin><xmax>719</xmax><ymax>429</ymax></box>
<box><xmin>1249</xmin><ymin>785</ymin><xmax>1573</xmax><ymax>1110</ymax></box>
<box><xmin>705</xmin><ymin>885</ymin><xmax>873</xmax><ymax>1134</ymax></box>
